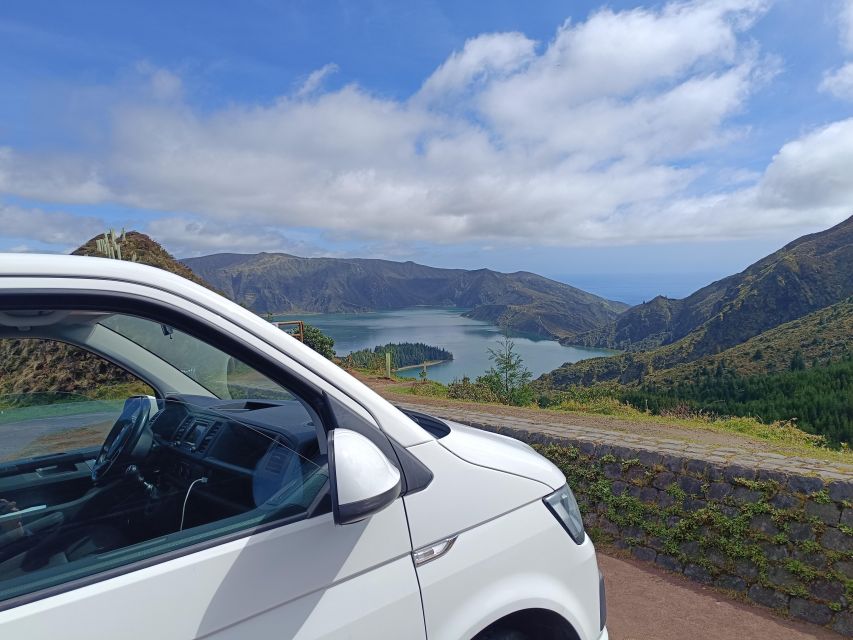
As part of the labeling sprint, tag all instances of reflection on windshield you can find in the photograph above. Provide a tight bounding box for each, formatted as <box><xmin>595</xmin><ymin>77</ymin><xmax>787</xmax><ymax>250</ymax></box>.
<box><xmin>99</xmin><ymin>315</ymin><xmax>293</xmax><ymax>401</ymax></box>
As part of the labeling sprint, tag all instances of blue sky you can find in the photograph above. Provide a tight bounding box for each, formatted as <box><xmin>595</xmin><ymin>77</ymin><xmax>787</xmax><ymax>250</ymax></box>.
<box><xmin>1</xmin><ymin>0</ymin><xmax>852</xmax><ymax>303</ymax></box>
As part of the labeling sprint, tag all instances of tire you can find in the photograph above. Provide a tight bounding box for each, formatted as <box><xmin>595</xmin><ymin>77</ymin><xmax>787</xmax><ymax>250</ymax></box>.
<box><xmin>477</xmin><ymin>629</ymin><xmax>530</xmax><ymax>640</ymax></box>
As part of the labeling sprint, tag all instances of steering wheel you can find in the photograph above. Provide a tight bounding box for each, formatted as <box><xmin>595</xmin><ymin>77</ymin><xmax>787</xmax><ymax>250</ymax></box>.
<box><xmin>91</xmin><ymin>395</ymin><xmax>158</xmax><ymax>484</ymax></box>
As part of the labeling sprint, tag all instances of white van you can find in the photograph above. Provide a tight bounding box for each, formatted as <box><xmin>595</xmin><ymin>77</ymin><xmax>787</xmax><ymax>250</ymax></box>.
<box><xmin>0</xmin><ymin>254</ymin><xmax>606</xmax><ymax>640</ymax></box>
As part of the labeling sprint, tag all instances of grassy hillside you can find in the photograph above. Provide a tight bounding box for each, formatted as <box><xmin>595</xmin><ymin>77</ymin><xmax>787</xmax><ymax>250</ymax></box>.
<box><xmin>543</xmin><ymin>298</ymin><xmax>853</xmax><ymax>387</ymax></box>
<box><xmin>184</xmin><ymin>252</ymin><xmax>628</xmax><ymax>340</ymax></box>
<box><xmin>622</xmin><ymin>356</ymin><xmax>853</xmax><ymax>445</ymax></box>
<box><xmin>575</xmin><ymin>215</ymin><xmax>853</xmax><ymax>354</ymax></box>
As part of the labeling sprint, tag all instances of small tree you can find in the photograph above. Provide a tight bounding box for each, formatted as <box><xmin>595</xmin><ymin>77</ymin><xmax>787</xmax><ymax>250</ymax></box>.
<box><xmin>790</xmin><ymin>350</ymin><xmax>806</xmax><ymax>371</ymax></box>
<box><xmin>302</xmin><ymin>323</ymin><xmax>335</xmax><ymax>360</ymax></box>
<box><xmin>485</xmin><ymin>330</ymin><xmax>533</xmax><ymax>406</ymax></box>
<box><xmin>418</xmin><ymin>362</ymin><xmax>429</xmax><ymax>383</ymax></box>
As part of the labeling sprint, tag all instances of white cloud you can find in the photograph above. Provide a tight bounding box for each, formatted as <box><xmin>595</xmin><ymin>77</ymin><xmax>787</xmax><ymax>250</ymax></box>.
<box><xmin>145</xmin><ymin>217</ymin><xmax>328</xmax><ymax>257</ymax></box>
<box><xmin>0</xmin><ymin>201</ymin><xmax>105</xmax><ymax>247</ymax></box>
<box><xmin>841</xmin><ymin>0</ymin><xmax>853</xmax><ymax>53</ymax></box>
<box><xmin>822</xmin><ymin>62</ymin><xmax>853</xmax><ymax>101</ymax></box>
<box><xmin>0</xmin><ymin>148</ymin><xmax>110</xmax><ymax>205</ymax></box>
<box><xmin>417</xmin><ymin>32</ymin><xmax>536</xmax><ymax>102</ymax></box>
<box><xmin>3</xmin><ymin>0</ymin><xmax>849</xmax><ymax>250</ymax></box>
<box><xmin>296</xmin><ymin>63</ymin><xmax>339</xmax><ymax>98</ymax></box>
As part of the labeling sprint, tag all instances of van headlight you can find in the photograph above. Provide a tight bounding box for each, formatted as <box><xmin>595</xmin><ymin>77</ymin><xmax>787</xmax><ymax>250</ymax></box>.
<box><xmin>543</xmin><ymin>484</ymin><xmax>585</xmax><ymax>544</ymax></box>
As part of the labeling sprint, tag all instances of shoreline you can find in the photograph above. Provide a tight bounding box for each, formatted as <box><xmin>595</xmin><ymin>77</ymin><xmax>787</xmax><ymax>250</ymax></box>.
<box><xmin>394</xmin><ymin>359</ymin><xmax>450</xmax><ymax>372</ymax></box>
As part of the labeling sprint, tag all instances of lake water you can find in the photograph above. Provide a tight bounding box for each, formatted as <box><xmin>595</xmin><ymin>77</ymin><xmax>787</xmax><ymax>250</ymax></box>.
<box><xmin>274</xmin><ymin>308</ymin><xmax>616</xmax><ymax>384</ymax></box>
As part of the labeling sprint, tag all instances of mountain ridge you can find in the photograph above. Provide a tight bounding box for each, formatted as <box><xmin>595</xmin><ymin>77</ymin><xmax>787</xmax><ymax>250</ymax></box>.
<box><xmin>544</xmin><ymin>216</ymin><xmax>853</xmax><ymax>387</ymax></box>
<box><xmin>183</xmin><ymin>251</ymin><xmax>629</xmax><ymax>340</ymax></box>
<box><xmin>573</xmin><ymin>215</ymin><xmax>853</xmax><ymax>354</ymax></box>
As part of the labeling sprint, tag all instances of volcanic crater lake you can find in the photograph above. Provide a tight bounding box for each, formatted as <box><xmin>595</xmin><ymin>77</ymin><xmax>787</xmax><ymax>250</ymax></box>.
<box><xmin>274</xmin><ymin>308</ymin><xmax>616</xmax><ymax>384</ymax></box>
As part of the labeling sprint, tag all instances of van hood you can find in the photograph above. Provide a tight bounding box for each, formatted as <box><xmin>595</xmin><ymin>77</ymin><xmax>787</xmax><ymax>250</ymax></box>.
<box><xmin>436</xmin><ymin>419</ymin><xmax>565</xmax><ymax>491</ymax></box>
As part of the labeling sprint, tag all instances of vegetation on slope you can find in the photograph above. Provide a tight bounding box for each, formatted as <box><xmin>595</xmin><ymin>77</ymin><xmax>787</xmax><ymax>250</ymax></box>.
<box><xmin>574</xmin><ymin>215</ymin><xmax>853</xmax><ymax>356</ymax></box>
<box><xmin>73</xmin><ymin>230</ymin><xmax>213</xmax><ymax>289</ymax></box>
<box><xmin>622</xmin><ymin>356</ymin><xmax>853</xmax><ymax>445</ymax></box>
<box><xmin>343</xmin><ymin>342</ymin><xmax>452</xmax><ymax>371</ymax></box>
<box><xmin>389</xmin><ymin>377</ymin><xmax>838</xmax><ymax>456</ymax></box>
<box><xmin>544</xmin><ymin>298</ymin><xmax>853</xmax><ymax>388</ymax></box>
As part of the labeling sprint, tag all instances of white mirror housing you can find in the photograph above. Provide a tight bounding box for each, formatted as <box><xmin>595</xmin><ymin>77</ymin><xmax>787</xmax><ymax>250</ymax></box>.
<box><xmin>329</xmin><ymin>429</ymin><xmax>401</xmax><ymax>525</ymax></box>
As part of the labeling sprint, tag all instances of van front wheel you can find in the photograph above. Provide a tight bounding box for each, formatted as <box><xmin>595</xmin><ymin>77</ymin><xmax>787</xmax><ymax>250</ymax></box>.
<box><xmin>478</xmin><ymin>630</ymin><xmax>529</xmax><ymax>640</ymax></box>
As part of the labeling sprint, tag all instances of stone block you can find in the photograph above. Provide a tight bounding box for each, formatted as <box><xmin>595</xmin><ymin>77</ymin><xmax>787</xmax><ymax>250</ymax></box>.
<box><xmin>684</xmin><ymin>563</ymin><xmax>713</xmax><ymax>584</ymax></box>
<box><xmin>663</xmin><ymin>454</ymin><xmax>685</xmax><ymax>473</ymax></box>
<box><xmin>626</xmin><ymin>465</ymin><xmax>647</xmax><ymax>483</ymax></box>
<box><xmin>715</xmin><ymin>574</ymin><xmax>747</xmax><ymax>593</ymax></box>
<box><xmin>747</xmin><ymin>584</ymin><xmax>789</xmax><ymax>610</ymax></box>
<box><xmin>655</xmin><ymin>554</ymin><xmax>683</xmax><ymax>573</ymax></box>
<box><xmin>678</xmin><ymin>475</ymin><xmax>704</xmax><ymax>496</ymax></box>
<box><xmin>750</xmin><ymin>514</ymin><xmax>779</xmax><ymax>536</ymax></box>
<box><xmin>657</xmin><ymin>492</ymin><xmax>676</xmax><ymax>509</ymax></box>
<box><xmin>603</xmin><ymin>463</ymin><xmax>623</xmax><ymax>480</ymax></box>
<box><xmin>640</xmin><ymin>487</ymin><xmax>659</xmax><ymax>504</ymax></box>
<box><xmin>637</xmin><ymin>450</ymin><xmax>663</xmax><ymax>467</ymax></box>
<box><xmin>707</xmin><ymin>482</ymin><xmax>732</xmax><ymax>500</ymax></box>
<box><xmin>577</xmin><ymin>441</ymin><xmax>597</xmax><ymax>456</ymax></box>
<box><xmin>809</xmin><ymin>579</ymin><xmax>845</xmax><ymax>602</ymax></box>
<box><xmin>770</xmin><ymin>492</ymin><xmax>799</xmax><ymax>510</ymax></box>
<box><xmin>724</xmin><ymin>464</ymin><xmax>755</xmax><ymax>483</ymax></box>
<box><xmin>822</xmin><ymin>527</ymin><xmax>853</xmax><ymax>553</ymax></box>
<box><xmin>841</xmin><ymin>508</ymin><xmax>853</xmax><ymax>528</ymax></box>
<box><xmin>679</xmin><ymin>540</ymin><xmax>700</xmax><ymax>556</ymax></box>
<box><xmin>685</xmin><ymin>459</ymin><xmax>709</xmax><ymax>477</ymax></box>
<box><xmin>832</xmin><ymin>611</ymin><xmax>853</xmax><ymax>637</ymax></box>
<box><xmin>805</xmin><ymin>500</ymin><xmax>841</xmax><ymax>525</ymax></box>
<box><xmin>732</xmin><ymin>486</ymin><xmax>763</xmax><ymax>504</ymax></box>
<box><xmin>787</xmin><ymin>522</ymin><xmax>816</xmax><ymax>543</ymax></box>
<box><xmin>760</xmin><ymin>542</ymin><xmax>789</xmax><ymax>562</ymax></box>
<box><xmin>611</xmin><ymin>480</ymin><xmax>628</xmax><ymax>496</ymax></box>
<box><xmin>631</xmin><ymin>546</ymin><xmax>657</xmax><ymax>563</ymax></box>
<box><xmin>791</xmin><ymin>547</ymin><xmax>826</xmax><ymax>568</ymax></box>
<box><xmin>720</xmin><ymin>505</ymin><xmax>740</xmax><ymax>518</ymax></box>
<box><xmin>652</xmin><ymin>471</ymin><xmax>676</xmax><ymax>490</ymax></box>
<box><xmin>787</xmin><ymin>475</ymin><xmax>823</xmax><ymax>495</ymax></box>
<box><xmin>828</xmin><ymin>480</ymin><xmax>853</xmax><ymax>503</ymax></box>
<box><xmin>734</xmin><ymin>559</ymin><xmax>759</xmax><ymax>581</ymax></box>
<box><xmin>705</xmin><ymin>547</ymin><xmax>729</xmax><ymax>569</ymax></box>
<box><xmin>789</xmin><ymin>598</ymin><xmax>833</xmax><ymax>626</ymax></box>
<box><xmin>611</xmin><ymin>445</ymin><xmax>634</xmax><ymax>461</ymax></box>
<box><xmin>756</xmin><ymin>468</ymin><xmax>787</xmax><ymax>485</ymax></box>
<box><xmin>766</xmin><ymin>566</ymin><xmax>799</xmax><ymax>589</ymax></box>
<box><xmin>684</xmin><ymin>498</ymin><xmax>707</xmax><ymax>511</ymax></box>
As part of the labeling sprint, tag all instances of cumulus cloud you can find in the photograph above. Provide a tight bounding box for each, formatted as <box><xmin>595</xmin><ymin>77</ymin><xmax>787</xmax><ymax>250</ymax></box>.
<box><xmin>145</xmin><ymin>217</ymin><xmax>328</xmax><ymax>257</ymax></box>
<box><xmin>0</xmin><ymin>201</ymin><xmax>105</xmax><ymax>247</ymax></box>
<box><xmin>296</xmin><ymin>63</ymin><xmax>339</xmax><ymax>98</ymax></box>
<box><xmin>820</xmin><ymin>62</ymin><xmax>853</xmax><ymax>100</ymax></box>
<box><xmin>1</xmin><ymin>0</ymin><xmax>849</xmax><ymax>250</ymax></box>
<box><xmin>417</xmin><ymin>32</ymin><xmax>536</xmax><ymax>102</ymax></box>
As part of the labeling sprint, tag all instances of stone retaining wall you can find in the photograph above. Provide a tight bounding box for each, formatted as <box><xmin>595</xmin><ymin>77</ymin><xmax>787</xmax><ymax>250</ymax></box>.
<box><xmin>477</xmin><ymin>424</ymin><xmax>853</xmax><ymax>637</ymax></box>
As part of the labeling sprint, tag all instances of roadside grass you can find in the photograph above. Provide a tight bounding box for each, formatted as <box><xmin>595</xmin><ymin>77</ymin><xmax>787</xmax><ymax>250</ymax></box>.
<box><xmin>387</xmin><ymin>379</ymin><xmax>851</xmax><ymax>463</ymax></box>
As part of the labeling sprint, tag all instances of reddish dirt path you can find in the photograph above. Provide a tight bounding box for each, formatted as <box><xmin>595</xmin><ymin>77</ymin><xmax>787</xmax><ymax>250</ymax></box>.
<box><xmin>599</xmin><ymin>553</ymin><xmax>842</xmax><ymax>640</ymax></box>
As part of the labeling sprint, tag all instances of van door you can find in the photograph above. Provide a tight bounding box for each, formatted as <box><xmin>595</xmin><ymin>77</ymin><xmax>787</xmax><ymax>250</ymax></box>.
<box><xmin>0</xmin><ymin>320</ymin><xmax>425</xmax><ymax>639</ymax></box>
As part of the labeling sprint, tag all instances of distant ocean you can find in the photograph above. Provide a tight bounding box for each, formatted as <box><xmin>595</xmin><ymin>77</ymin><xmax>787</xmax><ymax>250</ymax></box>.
<box><xmin>553</xmin><ymin>273</ymin><xmax>720</xmax><ymax>306</ymax></box>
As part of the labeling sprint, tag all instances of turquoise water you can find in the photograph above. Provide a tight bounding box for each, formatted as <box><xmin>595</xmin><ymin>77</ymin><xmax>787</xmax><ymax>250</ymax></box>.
<box><xmin>275</xmin><ymin>308</ymin><xmax>616</xmax><ymax>384</ymax></box>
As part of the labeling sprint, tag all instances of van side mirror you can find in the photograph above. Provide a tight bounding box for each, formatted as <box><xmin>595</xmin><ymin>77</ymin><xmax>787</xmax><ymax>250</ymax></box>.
<box><xmin>328</xmin><ymin>429</ymin><xmax>401</xmax><ymax>525</ymax></box>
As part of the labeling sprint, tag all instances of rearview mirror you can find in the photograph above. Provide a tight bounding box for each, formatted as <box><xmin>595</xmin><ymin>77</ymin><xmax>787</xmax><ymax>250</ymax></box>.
<box><xmin>329</xmin><ymin>429</ymin><xmax>401</xmax><ymax>525</ymax></box>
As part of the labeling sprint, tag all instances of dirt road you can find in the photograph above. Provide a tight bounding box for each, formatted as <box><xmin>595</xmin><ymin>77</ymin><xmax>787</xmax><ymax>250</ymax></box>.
<box><xmin>600</xmin><ymin>553</ymin><xmax>841</xmax><ymax>639</ymax></box>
